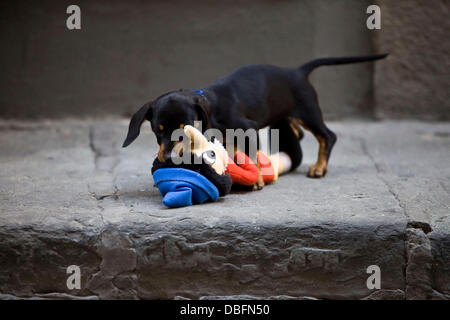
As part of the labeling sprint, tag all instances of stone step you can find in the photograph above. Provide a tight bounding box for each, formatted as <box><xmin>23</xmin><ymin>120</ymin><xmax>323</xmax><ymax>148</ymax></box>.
<box><xmin>0</xmin><ymin>120</ymin><xmax>448</xmax><ymax>299</ymax></box>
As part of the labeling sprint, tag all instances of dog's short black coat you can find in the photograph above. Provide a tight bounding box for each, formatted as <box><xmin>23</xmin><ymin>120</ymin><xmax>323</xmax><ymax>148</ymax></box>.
<box><xmin>123</xmin><ymin>54</ymin><xmax>388</xmax><ymax>181</ymax></box>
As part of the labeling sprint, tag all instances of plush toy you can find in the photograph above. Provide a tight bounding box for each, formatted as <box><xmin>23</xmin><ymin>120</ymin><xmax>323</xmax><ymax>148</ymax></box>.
<box><xmin>152</xmin><ymin>125</ymin><xmax>292</xmax><ymax>208</ymax></box>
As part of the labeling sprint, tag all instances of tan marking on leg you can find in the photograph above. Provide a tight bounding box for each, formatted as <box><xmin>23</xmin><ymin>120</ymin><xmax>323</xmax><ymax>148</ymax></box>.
<box><xmin>293</xmin><ymin>118</ymin><xmax>309</xmax><ymax>131</ymax></box>
<box><xmin>292</xmin><ymin>118</ymin><xmax>328</xmax><ymax>178</ymax></box>
<box><xmin>307</xmin><ymin>135</ymin><xmax>328</xmax><ymax>178</ymax></box>
<box><xmin>288</xmin><ymin>118</ymin><xmax>304</xmax><ymax>140</ymax></box>
<box><xmin>157</xmin><ymin>144</ymin><xmax>165</xmax><ymax>162</ymax></box>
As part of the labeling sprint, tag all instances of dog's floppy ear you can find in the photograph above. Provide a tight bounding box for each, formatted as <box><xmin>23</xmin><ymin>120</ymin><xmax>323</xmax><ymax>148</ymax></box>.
<box><xmin>122</xmin><ymin>102</ymin><xmax>153</xmax><ymax>148</ymax></box>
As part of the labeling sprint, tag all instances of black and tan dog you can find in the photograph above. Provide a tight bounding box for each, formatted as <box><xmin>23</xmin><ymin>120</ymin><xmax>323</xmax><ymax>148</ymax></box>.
<box><xmin>123</xmin><ymin>54</ymin><xmax>388</xmax><ymax>189</ymax></box>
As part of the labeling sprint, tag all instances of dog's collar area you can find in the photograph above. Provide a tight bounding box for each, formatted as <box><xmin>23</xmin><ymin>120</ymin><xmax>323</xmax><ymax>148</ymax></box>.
<box><xmin>179</xmin><ymin>88</ymin><xmax>207</xmax><ymax>99</ymax></box>
<box><xmin>192</xmin><ymin>89</ymin><xmax>205</xmax><ymax>96</ymax></box>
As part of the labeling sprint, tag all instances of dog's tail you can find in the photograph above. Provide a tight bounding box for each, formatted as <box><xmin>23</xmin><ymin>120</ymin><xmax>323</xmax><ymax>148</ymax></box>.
<box><xmin>299</xmin><ymin>53</ymin><xmax>388</xmax><ymax>75</ymax></box>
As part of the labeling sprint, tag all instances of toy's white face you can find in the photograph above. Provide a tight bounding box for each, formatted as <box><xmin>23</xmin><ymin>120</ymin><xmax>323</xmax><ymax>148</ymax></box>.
<box><xmin>202</xmin><ymin>138</ymin><xmax>229</xmax><ymax>175</ymax></box>
<box><xmin>183</xmin><ymin>125</ymin><xmax>228</xmax><ymax>175</ymax></box>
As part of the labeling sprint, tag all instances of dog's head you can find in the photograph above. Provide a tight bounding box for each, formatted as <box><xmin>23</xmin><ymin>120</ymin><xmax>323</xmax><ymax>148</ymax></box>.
<box><xmin>122</xmin><ymin>90</ymin><xmax>210</xmax><ymax>162</ymax></box>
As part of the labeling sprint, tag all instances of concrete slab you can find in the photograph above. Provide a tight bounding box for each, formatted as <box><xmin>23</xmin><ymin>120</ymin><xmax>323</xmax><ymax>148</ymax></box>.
<box><xmin>0</xmin><ymin>119</ymin><xmax>448</xmax><ymax>299</ymax></box>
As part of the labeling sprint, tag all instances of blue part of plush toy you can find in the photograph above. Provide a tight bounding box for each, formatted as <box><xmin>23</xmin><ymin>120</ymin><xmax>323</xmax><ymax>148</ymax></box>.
<box><xmin>152</xmin><ymin>168</ymin><xmax>219</xmax><ymax>208</ymax></box>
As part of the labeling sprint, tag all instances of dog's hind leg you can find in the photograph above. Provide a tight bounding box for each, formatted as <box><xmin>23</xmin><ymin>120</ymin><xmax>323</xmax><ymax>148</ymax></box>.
<box><xmin>292</xmin><ymin>83</ymin><xmax>337</xmax><ymax>178</ymax></box>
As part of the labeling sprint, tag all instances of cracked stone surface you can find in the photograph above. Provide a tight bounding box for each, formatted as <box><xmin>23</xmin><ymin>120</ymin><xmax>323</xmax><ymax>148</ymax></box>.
<box><xmin>0</xmin><ymin>119</ymin><xmax>448</xmax><ymax>299</ymax></box>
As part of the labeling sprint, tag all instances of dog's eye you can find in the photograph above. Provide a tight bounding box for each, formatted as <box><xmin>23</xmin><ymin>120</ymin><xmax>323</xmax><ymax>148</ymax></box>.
<box><xmin>202</xmin><ymin>150</ymin><xmax>216</xmax><ymax>165</ymax></box>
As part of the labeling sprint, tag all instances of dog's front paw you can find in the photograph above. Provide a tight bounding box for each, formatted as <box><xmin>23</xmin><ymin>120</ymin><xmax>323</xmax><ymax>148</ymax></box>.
<box><xmin>307</xmin><ymin>163</ymin><xmax>327</xmax><ymax>178</ymax></box>
<box><xmin>252</xmin><ymin>183</ymin><xmax>264</xmax><ymax>191</ymax></box>
<box><xmin>252</xmin><ymin>179</ymin><xmax>265</xmax><ymax>191</ymax></box>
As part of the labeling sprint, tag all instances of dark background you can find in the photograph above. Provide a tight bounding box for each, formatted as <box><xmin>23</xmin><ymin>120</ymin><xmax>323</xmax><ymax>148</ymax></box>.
<box><xmin>0</xmin><ymin>0</ymin><xmax>448</xmax><ymax>120</ymax></box>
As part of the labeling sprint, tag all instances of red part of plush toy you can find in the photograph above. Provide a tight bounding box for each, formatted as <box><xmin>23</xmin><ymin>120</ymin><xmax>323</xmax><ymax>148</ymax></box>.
<box><xmin>225</xmin><ymin>153</ymin><xmax>258</xmax><ymax>186</ymax></box>
<box><xmin>225</xmin><ymin>151</ymin><xmax>276</xmax><ymax>186</ymax></box>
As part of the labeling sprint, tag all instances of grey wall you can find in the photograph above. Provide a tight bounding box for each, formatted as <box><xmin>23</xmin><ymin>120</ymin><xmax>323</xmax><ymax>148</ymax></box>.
<box><xmin>373</xmin><ymin>0</ymin><xmax>450</xmax><ymax>120</ymax></box>
<box><xmin>0</xmin><ymin>0</ymin><xmax>375</xmax><ymax>119</ymax></box>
